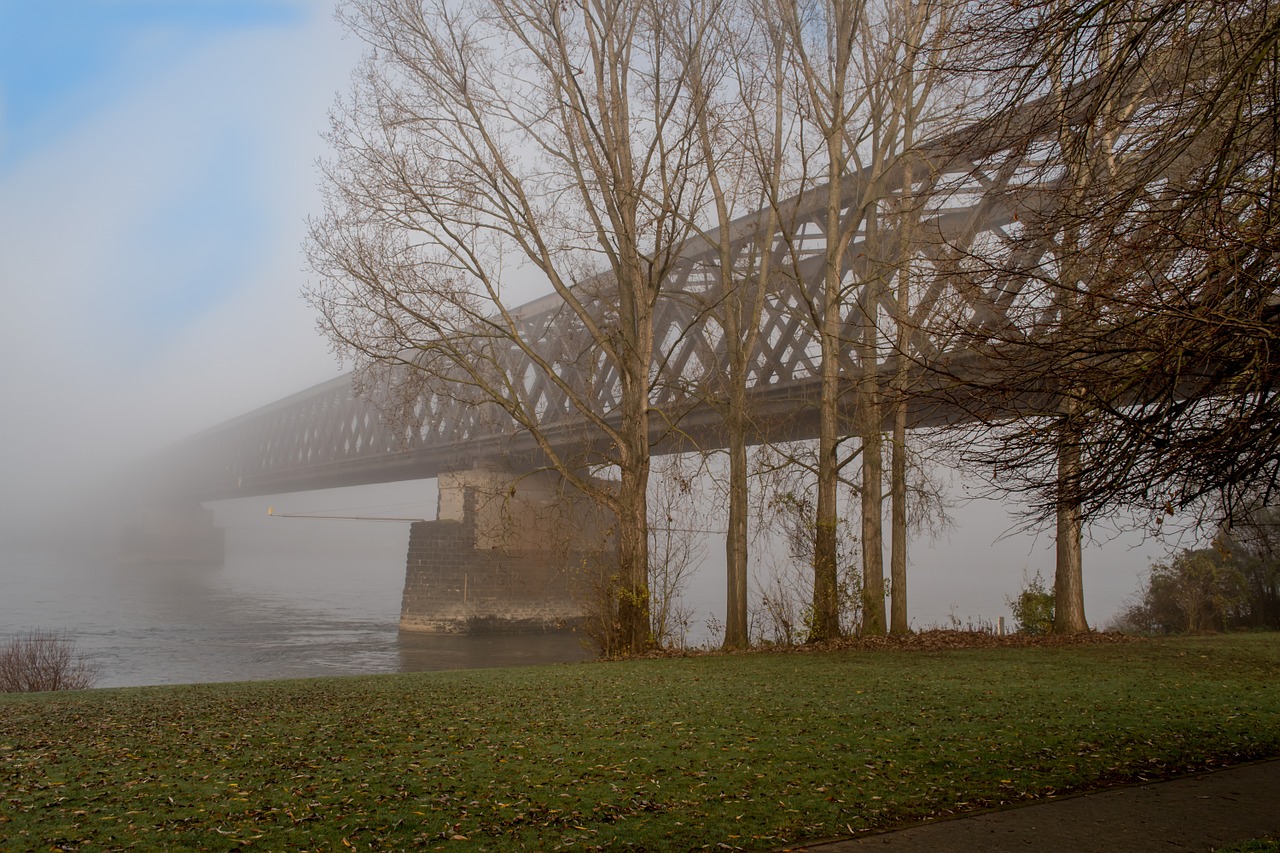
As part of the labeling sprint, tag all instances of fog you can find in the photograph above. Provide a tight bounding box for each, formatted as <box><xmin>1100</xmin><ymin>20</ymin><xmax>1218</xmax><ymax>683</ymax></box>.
<box><xmin>0</xmin><ymin>2</ymin><xmax>1185</xmax><ymax>663</ymax></box>
<box><xmin>0</xmin><ymin>2</ymin><xmax>357</xmax><ymax>534</ymax></box>
<box><xmin>198</xmin><ymin>469</ymin><xmax>1174</xmax><ymax>640</ymax></box>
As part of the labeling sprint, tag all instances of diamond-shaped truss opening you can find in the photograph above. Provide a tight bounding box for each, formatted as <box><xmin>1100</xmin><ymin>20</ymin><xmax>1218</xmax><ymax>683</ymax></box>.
<box><xmin>182</xmin><ymin>121</ymin><xmax>1110</xmax><ymax>494</ymax></box>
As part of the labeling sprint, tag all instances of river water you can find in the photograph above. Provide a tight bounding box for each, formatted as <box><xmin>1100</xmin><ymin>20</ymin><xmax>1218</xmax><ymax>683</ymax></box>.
<box><xmin>0</xmin><ymin>473</ymin><xmax>1162</xmax><ymax>688</ymax></box>
<box><xmin>0</xmin><ymin>522</ymin><xmax>593</xmax><ymax>689</ymax></box>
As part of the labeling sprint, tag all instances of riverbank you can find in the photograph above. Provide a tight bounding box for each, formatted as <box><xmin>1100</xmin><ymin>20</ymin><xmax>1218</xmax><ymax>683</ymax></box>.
<box><xmin>3</xmin><ymin>633</ymin><xmax>1278</xmax><ymax>850</ymax></box>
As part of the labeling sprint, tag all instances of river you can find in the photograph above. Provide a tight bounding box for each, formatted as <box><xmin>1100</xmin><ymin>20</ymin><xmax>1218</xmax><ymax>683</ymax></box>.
<box><xmin>0</xmin><ymin>474</ymin><xmax>1161</xmax><ymax>688</ymax></box>
<box><xmin>0</xmin><ymin>525</ymin><xmax>593</xmax><ymax>689</ymax></box>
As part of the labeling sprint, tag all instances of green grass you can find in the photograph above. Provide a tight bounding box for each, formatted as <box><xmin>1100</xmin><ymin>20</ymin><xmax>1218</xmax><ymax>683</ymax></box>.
<box><xmin>1217</xmin><ymin>840</ymin><xmax>1280</xmax><ymax>852</ymax></box>
<box><xmin>2</xmin><ymin>634</ymin><xmax>1278</xmax><ymax>851</ymax></box>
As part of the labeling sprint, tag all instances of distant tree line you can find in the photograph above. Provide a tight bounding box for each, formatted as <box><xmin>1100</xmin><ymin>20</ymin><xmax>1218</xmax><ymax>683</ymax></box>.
<box><xmin>1116</xmin><ymin>506</ymin><xmax>1280</xmax><ymax>634</ymax></box>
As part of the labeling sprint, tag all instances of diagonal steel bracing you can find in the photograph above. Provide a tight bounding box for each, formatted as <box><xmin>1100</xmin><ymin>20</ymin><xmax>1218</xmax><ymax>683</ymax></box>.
<box><xmin>144</xmin><ymin>85</ymin><xmax>1209</xmax><ymax>502</ymax></box>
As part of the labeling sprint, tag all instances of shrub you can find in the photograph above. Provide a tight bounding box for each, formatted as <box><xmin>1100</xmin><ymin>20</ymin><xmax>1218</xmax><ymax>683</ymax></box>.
<box><xmin>0</xmin><ymin>629</ymin><xmax>99</xmax><ymax>692</ymax></box>
<box><xmin>1009</xmin><ymin>571</ymin><xmax>1055</xmax><ymax>635</ymax></box>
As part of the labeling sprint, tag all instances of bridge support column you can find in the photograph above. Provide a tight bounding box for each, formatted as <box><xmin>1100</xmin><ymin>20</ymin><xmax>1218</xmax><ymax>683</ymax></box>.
<box><xmin>400</xmin><ymin>466</ymin><xmax>614</xmax><ymax>633</ymax></box>
<box><xmin>118</xmin><ymin>505</ymin><xmax>225</xmax><ymax>564</ymax></box>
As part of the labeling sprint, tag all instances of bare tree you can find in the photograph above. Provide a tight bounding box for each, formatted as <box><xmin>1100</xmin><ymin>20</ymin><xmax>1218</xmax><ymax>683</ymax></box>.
<box><xmin>663</xmin><ymin>0</ymin><xmax>786</xmax><ymax>649</ymax></box>
<box><xmin>308</xmin><ymin>0</ymin><xmax>725</xmax><ymax>654</ymax></box>
<box><xmin>858</xmin><ymin>0</ymin><xmax>962</xmax><ymax>635</ymax></box>
<box><xmin>932</xmin><ymin>0</ymin><xmax>1280</xmax><ymax>631</ymax></box>
<box><xmin>766</xmin><ymin>0</ymin><xmax>965</xmax><ymax>638</ymax></box>
<box><xmin>0</xmin><ymin>630</ymin><xmax>98</xmax><ymax>693</ymax></box>
<box><xmin>776</xmin><ymin>0</ymin><xmax>873</xmax><ymax>641</ymax></box>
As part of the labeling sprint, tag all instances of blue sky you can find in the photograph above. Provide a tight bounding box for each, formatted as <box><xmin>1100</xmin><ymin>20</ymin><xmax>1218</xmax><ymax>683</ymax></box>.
<box><xmin>0</xmin><ymin>1</ymin><xmax>302</xmax><ymax>175</ymax></box>
<box><xmin>0</xmin><ymin>1</ymin><xmax>312</xmax><ymax>338</ymax></box>
<box><xmin>0</xmin><ymin>0</ymin><xmax>360</xmax><ymax>511</ymax></box>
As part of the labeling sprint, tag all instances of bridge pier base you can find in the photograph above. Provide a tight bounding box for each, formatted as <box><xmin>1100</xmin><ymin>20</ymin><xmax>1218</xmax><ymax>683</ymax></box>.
<box><xmin>399</xmin><ymin>467</ymin><xmax>613</xmax><ymax>633</ymax></box>
<box><xmin>118</xmin><ymin>505</ymin><xmax>225</xmax><ymax>564</ymax></box>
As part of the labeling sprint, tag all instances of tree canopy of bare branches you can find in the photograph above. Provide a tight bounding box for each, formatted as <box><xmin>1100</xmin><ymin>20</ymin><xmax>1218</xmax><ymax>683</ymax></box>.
<box><xmin>921</xmin><ymin>0</ymin><xmax>1280</xmax><ymax>629</ymax></box>
<box><xmin>307</xmin><ymin>0</ymin><xmax>736</xmax><ymax>654</ymax></box>
<box><xmin>960</xmin><ymin>0</ymin><xmax>1280</xmax><ymax>515</ymax></box>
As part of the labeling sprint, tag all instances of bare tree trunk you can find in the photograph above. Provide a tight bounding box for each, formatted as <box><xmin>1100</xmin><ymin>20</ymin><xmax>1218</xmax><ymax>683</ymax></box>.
<box><xmin>1054</xmin><ymin>428</ymin><xmax>1088</xmax><ymax>633</ymax></box>
<box><xmin>812</xmin><ymin>283</ymin><xmax>844</xmax><ymax>640</ymax></box>
<box><xmin>889</xmin><ymin>148</ymin><xmax>914</xmax><ymax>636</ymax></box>
<box><xmin>859</xmin><ymin>373</ymin><xmax>886</xmax><ymax>634</ymax></box>
<box><xmin>860</xmin><ymin>434</ymin><xmax>886</xmax><ymax>633</ymax></box>
<box><xmin>890</xmin><ymin>399</ymin><xmax>909</xmax><ymax>634</ymax></box>
<box><xmin>616</xmin><ymin>270</ymin><xmax>655</xmax><ymax>652</ymax></box>
<box><xmin>856</xmin><ymin>159</ymin><xmax>890</xmax><ymax>632</ymax></box>
<box><xmin>724</xmin><ymin>399</ymin><xmax>750</xmax><ymax>648</ymax></box>
<box><xmin>617</xmin><ymin>441</ymin><xmax>653</xmax><ymax>651</ymax></box>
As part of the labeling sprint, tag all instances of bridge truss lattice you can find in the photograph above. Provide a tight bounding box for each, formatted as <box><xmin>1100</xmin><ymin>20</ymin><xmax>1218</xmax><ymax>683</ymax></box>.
<box><xmin>154</xmin><ymin>96</ymin><xmax>1171</xmax><ymax>501</ymax></box>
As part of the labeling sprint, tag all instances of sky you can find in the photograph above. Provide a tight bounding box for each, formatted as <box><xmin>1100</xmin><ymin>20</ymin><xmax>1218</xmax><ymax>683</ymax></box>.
<box><xmin>0</xmin><ymin>0</ymin><xmax>359</xmax><ymax>519</ymax></box>
<box><xmin>0</xmin><ymin>0</ymin><xmax>1184</xmax><ymax>633</ymax></box>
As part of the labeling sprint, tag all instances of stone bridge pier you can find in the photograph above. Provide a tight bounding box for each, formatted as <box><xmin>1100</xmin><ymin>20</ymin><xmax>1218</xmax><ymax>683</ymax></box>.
<box><xmin>400</xmin><ymin>466</ymin><xmax>615</xmax><ymax>633</ymax></box>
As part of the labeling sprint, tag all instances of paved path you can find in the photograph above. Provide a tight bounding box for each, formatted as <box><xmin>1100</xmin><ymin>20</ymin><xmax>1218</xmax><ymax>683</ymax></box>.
<box><xmin>790</xmin><ymin>759</ymin><xmax>1280</xmax><ymax>852</ymax></box>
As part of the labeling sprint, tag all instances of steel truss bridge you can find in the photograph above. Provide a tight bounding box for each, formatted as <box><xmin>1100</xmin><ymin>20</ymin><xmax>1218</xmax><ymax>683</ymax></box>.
<box><xmin>147</xmin><ymin>91</ymin><xmax>1194</xmax><ymax>503</ymax></box>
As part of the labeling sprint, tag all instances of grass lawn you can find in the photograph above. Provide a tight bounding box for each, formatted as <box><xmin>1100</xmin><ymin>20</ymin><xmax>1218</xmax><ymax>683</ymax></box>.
<box><xmin>2</xmin><ymin>633</ymin><xmax>1278</xmax><ymax>851</ymax></box>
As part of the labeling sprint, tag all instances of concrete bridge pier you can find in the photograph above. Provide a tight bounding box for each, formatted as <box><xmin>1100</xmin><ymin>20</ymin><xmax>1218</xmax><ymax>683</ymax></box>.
<box><xmin>118</xmin><ymin>504</ymin><xmax>225</xmax><ymax>564</ymax></box>
<box><xmin>400</xmin><ymin>466</ymin><xmax>614</xmax><ymax>633</ymax></box>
